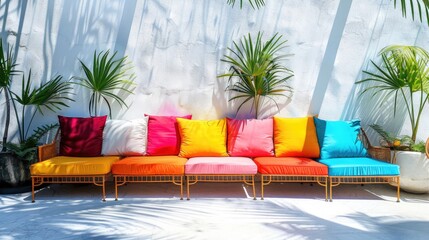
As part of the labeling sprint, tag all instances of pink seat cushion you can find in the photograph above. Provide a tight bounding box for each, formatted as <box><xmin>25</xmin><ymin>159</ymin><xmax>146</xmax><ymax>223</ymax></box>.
<box><xmin>185</xmin><ymin>157</ymin><xmax>257</xmax><ymax>174</ymax></box>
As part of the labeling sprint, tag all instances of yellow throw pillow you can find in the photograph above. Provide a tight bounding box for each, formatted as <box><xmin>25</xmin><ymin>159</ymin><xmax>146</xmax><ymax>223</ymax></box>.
<box><xmin>177</xmin><ymin>118</ymin><xmax>228</xmax><ymax>158</ymax></box>
<box><xmin>274</xmin><ymin>116</ymin><xmax>320</xmax><ymax>158</ymax></box>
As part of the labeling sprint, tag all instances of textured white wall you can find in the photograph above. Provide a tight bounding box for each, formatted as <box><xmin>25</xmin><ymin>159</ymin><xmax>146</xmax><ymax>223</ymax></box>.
<box><xmin>1</xmin><ymin>0</ymin><xmax>428</xmax><ymax>144</ymax></box>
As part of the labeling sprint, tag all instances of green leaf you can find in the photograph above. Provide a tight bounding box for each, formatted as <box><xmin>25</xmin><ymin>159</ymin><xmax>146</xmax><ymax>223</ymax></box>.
<box><xmin>357</xmin><ymin>45</ymin><xmax>429</xmax><ymax>142</ymax></box>
<box><xmin>218</xmin><ymin>32</ymin><xmax>294</xmax><ymax>118</ymax></box>
<box><xmin>74</xmin><ymin>50</ymin><xmax>135</xmax><ymax>118</ymax></box>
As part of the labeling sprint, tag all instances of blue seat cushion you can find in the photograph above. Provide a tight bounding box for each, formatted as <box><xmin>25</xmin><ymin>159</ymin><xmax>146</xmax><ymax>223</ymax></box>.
<box><xmin>319</xmin><ymin>157</ymin><xmax>400</xmax><ymax>176</ymax></box>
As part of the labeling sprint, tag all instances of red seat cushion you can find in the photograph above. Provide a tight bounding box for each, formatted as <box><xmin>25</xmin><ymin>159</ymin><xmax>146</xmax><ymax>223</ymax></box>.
<box><xmin>254</xmin><ymin>157</ymin><xmax>328</xmax><ymax>175</ymax></box>
<box><xmin>59</xmin><ymin>115</ymin><xmax>107</xmax><ymax>157</ymax></box>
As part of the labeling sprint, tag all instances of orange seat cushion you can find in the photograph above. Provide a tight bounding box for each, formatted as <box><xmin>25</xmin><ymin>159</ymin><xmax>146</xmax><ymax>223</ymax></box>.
<box><xmin>254</xmin><ymin>157</ymin><xmax>328</xmax><ymax>175</ymax></box>
<box><xmin>112</xmin><ymin>156</ymin><xmax>187</xmax><ymax>175</ymax></box>
<box><xmin>30</xmin><ymin>156</ymin><xmax>121</xmax><ymax>175</ymax></box>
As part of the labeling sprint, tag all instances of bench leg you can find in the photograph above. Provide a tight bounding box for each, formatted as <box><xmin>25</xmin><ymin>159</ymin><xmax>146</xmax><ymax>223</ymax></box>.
<box><xmin>31</xmin><ymin>177</ymin><xmax>35</xmax><ymax>203</ymax></box>
<box><xmin>186</xmin><ymin>177</ymin><xmax>190</xmax><ymax>200</ymax></box>
<box><xmin>115</xmin><ymin>176</ymin><xmax>119</xmax><ymax>201</ymax></box>
<box><xmin>179</xmin><ymin>176</ymin><xmax>184</xmax><ymax>200</ymax></box>
<box><xmin>325</xmin><ymin>177</ymin><xmax>328</xmax><ymax>202</ymax></box>
<box><xmin>102</xmin><ymin>179</ymin><xmax>106</xmax><ymax>202</ymax></box>
<box><xmin>396</xmin><ymin>176</ymin><xmax>401</xmax><ymax>202</ymax></box>
<box><xmin>252</xmin><ymin>176</ymin><xmax>256</xmax><ymax>200</ymax></box>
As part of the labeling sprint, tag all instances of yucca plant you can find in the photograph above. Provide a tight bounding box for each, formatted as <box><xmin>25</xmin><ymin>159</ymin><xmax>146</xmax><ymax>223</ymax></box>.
<box><xmin>0</xmin><ymin>38</ymin><xmax>19</xmax><ymax>152</ymax></box>
<box><xmin>227</xmin><ymin>0</ymin><xmax>265</xmax><ymax>9</ymax></box>
<box><xmin>218</xmin><ymin>32</ymin><xmax>294</xmax><ymax>118</ymax></box>
<box><xmin>75</xmin><ymin>50</ymin><xmax>135</xmax><ymax>118</ymax></box>
<box><xmin>357</xmin><ymin>45</ymin><xmax>429</xmax><ymax>143</ymax></box>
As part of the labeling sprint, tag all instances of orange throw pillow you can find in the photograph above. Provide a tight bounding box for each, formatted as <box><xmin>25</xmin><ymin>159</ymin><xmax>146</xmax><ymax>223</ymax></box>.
<box><xmin>274</xmin><ymin>116</ymin><xmax>320</xmax><ymax>158</ymax></box>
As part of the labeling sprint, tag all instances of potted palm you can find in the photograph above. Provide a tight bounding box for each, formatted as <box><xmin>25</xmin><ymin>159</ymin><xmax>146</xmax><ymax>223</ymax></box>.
<box><xmin>1</xmin><ymin>38</ymin><xmax>74</xmax><ymax>191</ymax></box>
<box><xmin>357</xmin><ymin>45</ymin><xmax>429</xmax><ymax>193</ymax></box>
<box><xmin>218</xmin><ymin>32</ymin><xmax>294</xmax><ymax>119</ymax></box>
<box><xmin>74</xmin><ymin>50</ymin><xmax>135</xmax><ymax>118</ymax></box>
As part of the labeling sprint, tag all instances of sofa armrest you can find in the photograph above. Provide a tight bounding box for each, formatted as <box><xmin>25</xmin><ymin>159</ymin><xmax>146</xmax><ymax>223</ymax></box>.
<box><xmin>367</xmin><ymin>146</ymin><xmax>391</xmax><ymax>163</ymax></box>
<box><xmin>38</xmin><ymin>142</ymin><xmax>58</xmax><ymax>162</ymax></box>
<box><xmin>426</xmin><ymin>138</ymin><xmax>429</xmax><ymax>159</ymax></box>
<box><xmin>37</xmin><ymin>129</ymin><xmax>60</xmax><ymax>162</ymax></box>
<box><xmin>361</xmin><ymin>128</ymin><xmax>391</xmax><ymax>162</ymax></box>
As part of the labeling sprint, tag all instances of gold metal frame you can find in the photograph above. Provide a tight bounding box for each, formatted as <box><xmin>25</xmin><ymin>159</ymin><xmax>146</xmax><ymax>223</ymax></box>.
<box><xmin>114</xmin><ymin>175</ymin><xmax>184</xmax><ymax>200</ymax></box>
<box><xmin>329</xmin><ymin>176</ymin><xmax>400</xmax><ymax>202</ymax></box>
<box><xmin>186</xmin><ymin>174</ymin><xmax>256</xmax><ymax>200</ymax></box>
<box><xmin>31</xmin><ymin>175</ymin><xmax>107</xmax><ymax>202</ymax></box>
<box><xmin>260</xmin><ymin>175</ymin><xmax>328</xmax><ymax>201</ymax></box>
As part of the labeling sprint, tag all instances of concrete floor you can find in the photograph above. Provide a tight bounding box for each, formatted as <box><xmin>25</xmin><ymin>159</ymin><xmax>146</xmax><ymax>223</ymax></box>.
<box><xmin>1</xmin><ymin>182</ymin><xmax>429</xmax><ymax>240</ymax></box>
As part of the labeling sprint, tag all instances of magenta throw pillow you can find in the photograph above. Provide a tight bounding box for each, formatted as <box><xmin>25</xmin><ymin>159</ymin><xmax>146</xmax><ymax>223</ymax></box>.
<box><xmin>146</xmin><ymin>115</ymin><xmax>192</xmax><ymax>155</ymax></box>
<box><xmin>227</xmin><ymin>118</ymin><xmax>274</xmax><ymax>157</ymax></box>
<box><xmin>59</xmin><ymin>115</ymin><xmax>107</xmax><ymax>157</ymax></box>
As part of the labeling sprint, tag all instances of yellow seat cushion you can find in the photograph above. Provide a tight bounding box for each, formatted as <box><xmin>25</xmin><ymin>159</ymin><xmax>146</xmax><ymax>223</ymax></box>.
<box><xmin>274</xmin><ymin>116</ymin><xmax>320</xmax><ymax>158</ymax></box>
<box><xmin>30</xmin><ymin>156</ymin><xmax>121</xmax><ymax>175</ymax></box>
<box><xmin>177</xmin><ymin>118</ymin><xmax>228</xmax><ymax>158</ymax></box>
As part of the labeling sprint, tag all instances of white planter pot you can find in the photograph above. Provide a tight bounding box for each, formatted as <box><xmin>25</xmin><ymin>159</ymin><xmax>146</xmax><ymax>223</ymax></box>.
<box><xmin>394</xmin><ymin>151</ymin><xmax>429</xmax><ymax>194</ymax></box>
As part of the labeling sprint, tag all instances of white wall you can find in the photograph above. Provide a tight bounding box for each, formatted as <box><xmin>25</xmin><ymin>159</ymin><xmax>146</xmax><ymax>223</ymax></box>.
<box><xmin>1</xmin><ymin>0</ymin><xmax>428</xmax><ymax>144</ymax></box>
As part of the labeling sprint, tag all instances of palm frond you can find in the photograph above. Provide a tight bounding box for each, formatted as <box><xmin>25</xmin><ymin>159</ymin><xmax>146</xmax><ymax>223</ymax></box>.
<box><xmin>218</xmin><ymin>32</ymin><xmax>294</xmax><ymax>118</ymax></box>
<box><xmin>357</xmin><ymin>45</ymin><xmax>429</xmax><ymax>142</ymax></box>
<box><xmin>394</xmin><ymin>0</ymin><xmax>429</xmax><ymax>25</ymax></box>
<box><xmin>75</xmin><ymin>50</ymin><xmax>135</xmax><ymax>118</ymax></box>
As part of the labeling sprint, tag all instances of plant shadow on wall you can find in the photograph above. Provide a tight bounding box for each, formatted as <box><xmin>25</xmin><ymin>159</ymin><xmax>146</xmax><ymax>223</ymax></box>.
<box><xmin>73</xmin><ymin>50</ymin><xmax>136</xmax><ymax>118</ymax></box>
<box><xmin>217</xmin><ymin>32</ymin><xmax>294</xmax><ymax>119</ymax></box>
<box><xmin>226</xmin><ymin>0</ymin><xmax>265</xmax><ymax>9</ymax></box>
<box><xmin>0</xmin><ymin>38</ymin><xmax>74</xmax><ymax>190</ymax></box>
<box><xmin>356</xmin><ymin>45</ymin><xmax>429</xmax><ymax>193</ymax></box>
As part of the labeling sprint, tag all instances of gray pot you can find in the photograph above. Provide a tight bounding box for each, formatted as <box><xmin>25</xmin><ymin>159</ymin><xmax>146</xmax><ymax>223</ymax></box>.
<box><xmin>0</xmin><ymin>152</ymin><xmax>31</xmax><ymax>189</ymax></box>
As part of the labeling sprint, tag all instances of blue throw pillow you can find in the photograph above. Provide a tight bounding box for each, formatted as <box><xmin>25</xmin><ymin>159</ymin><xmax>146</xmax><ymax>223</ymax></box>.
<box><xmin>314</xmin><ymin>118</ymin><xmax>368</xmax><ymax>159</ymax></box>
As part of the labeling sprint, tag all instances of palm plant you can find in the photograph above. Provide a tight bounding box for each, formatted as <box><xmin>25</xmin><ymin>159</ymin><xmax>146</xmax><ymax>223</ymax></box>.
<box><xmin>75</xmin><ymin>50</ymin><xmax>135</xmax><ymax>118</ymax></box>
<box><xmin>2</xmin><ymin>71</ymin><xmax>74</xmax><ymax>163</ymax></box>
<box><xmin>395</xmin><ymin>0</ymin><xmax>429</xmax><ymax>25</ymax></box>
<box><xmin>218</xmin><ymin>32</ymin><xmax>294</xmax><ymax>118</ymax></box>
<box><xmin>12</xmin><ymin>71</ymin><xmax>74</xmax><ymax>143</ymax></box>
<box><xmin>356</xmin><ymin>45</ymin><xmax>429</xmax><ymax>143</ymax></box>
<box><xmin>227</xmin><ymin>0</ymin><xmax>265</xmax><ymax>9</ymax></box>
<box><xmin>0</xmin><ymin>39</ymin><xmax>19</xmax><ymax>152</ymax></box>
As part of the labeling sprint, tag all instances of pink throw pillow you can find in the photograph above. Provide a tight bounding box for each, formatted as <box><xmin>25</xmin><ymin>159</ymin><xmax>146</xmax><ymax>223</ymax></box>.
<box><xmin>146</xmin><ymin>115</ymin><xmax>192</xmax><ymax>155</ymax></box>
<box><xmin>227</xmin><ymin>118</ymin><xmax>274</xmax><ymax>157</ymax></box>
<box><xmin>59</xmin><ymin>115</ymin><xmax>107</xmax><ymax>157</ymax></box>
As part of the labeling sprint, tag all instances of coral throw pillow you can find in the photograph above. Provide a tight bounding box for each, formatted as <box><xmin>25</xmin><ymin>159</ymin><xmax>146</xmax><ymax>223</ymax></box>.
<box><xmin>102</xmin><ymin>118</ymin><xmax>148</xmax><ymax>156</ymax></box>
<box><xmin>227</xmin><ymin>118</ymin><xmax>274</xmax><ymax>157</ymax></box>
<box><xmin>274</xmin><ymin>116</ymin><xmax>320</xmax><ymax>158</ymax></box>
<box><xmin>177</xmin><ymin>118</ymin><xmax>228</xmax><ymax>158</ymax></box>
<box><xmin>314</xmin><ymin>118</ymin><xmax>368</xmax><ymax>159</ymax></box>
<box><xmin>59</xmin><ymin>115</ymin><xmax>107</xmax><ymax>157</ymax></box>
<box><xmin>146</xmin><ymin>115</ymin><xmax>192</xmax><ymax>156</ymax></box>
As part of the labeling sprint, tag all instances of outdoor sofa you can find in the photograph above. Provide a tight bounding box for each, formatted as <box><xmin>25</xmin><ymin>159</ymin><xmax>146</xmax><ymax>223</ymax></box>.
<box><xmin>30</xmin><ymin>115</ymin><xmax>400</xmax><ymax>202</ymax></box>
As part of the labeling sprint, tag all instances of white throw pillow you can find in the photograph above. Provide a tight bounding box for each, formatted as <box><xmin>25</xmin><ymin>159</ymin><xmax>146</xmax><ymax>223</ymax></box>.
<box><xmin>102</xmin><ymin>118</ymin><xmax>148</xmax><ymax>156</ymax></box>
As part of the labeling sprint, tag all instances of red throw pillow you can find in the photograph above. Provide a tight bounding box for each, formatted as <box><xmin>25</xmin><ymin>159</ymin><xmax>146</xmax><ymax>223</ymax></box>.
<box><xmin>59</xmin><ymin>115</ymin><xmax>107</xmax><ymax>157</ymax></box>
<box><xmin>146</xmin><ymin>114</ymin><xmax>192</xmax><ymax>155</ymax></box>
